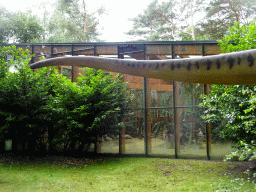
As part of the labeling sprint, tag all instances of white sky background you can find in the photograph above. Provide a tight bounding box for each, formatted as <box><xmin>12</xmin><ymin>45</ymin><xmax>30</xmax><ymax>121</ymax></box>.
<box><xmin>1</xmin><ymin>0</ymin><xmax>171</xmax><ymax>42</ymax></box>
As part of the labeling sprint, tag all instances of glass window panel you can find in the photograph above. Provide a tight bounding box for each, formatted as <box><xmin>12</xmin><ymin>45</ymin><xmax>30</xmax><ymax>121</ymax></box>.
<box><xmin>122</xmin><ymin>109</ymin><xmax>145</xmax><ymax>154</ymax></box>
<box><xmin>150</xmin><ymin>109</ymin><xmax>175</xmax><ymax>157</ymax></box>
<box><xmin>178</xmin><ymin>107</ymin><xmax>207</xmax><ymax>159</ymax></box>
<box><xmin>178</xmin><ymin>82</ymin><xmax>204</xmax><ymax>107</ymax></box>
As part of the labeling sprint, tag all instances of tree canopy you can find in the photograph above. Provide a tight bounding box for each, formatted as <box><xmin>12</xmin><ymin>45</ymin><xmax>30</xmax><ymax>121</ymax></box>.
<box><xmin>46</xmin><ymin>0</ymin><xmax>105</xmax><ymax>43</ymax></box>
<box><xmin>198</xmin><ymin>0</ymin><xmax>256</xmax><ymax>40</ymax></box>
<box><xmin>10</xmin><ymin>11</ymin><xmax>44</xmax><ymax>43</ymax></box>
<box><xmin>126</xmin><ymin>0</ymin><xmax>207</xmax><ymax>41</ymax></box>
<box><xmin>0</xmin><ymin>6</ymin><xmax>12</xmax><ymax>44</ymax></box>
<box><xmin>0</xmin><ymin>0</ymin><xmax>105</xmax><ymax>43</ymax></box>
<box><xmin>0</xmin><ymin>8</ymin><xmax>44</xmax><ymax>44</ymax></box>
<box><xmin>127</xmin><ymin>0</ymin><xmax>256</xmax><ymax>41</ymax></box>
<box><xmin>1</xmin><ymin>0</ymin><xmax>256</xmax><ymax>43</ymax></box>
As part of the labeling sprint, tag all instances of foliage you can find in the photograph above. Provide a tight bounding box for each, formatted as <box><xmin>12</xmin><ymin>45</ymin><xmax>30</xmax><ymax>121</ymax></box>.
<box><xmin>9</xmin><ymin>11</ymin><xmax>44</xmax><ymax>43</ymax></box>
<box><xmin>0</xmin><ymin>8</ymin><xmax>44</xmax><ymax>43</ymax></box>
<box><xmin>200</xmin><ymin>84</ymin><xmax>256</xmax><ymax>144</ymax></box>
<box><xmin>46</xmin><ymin>68</ymin><xmax>128</xmax><ymax>153</ymax></box>
<box><xmin>218</xmin><ymin>21</ymin><xmax>256</xmax><ymax>52</ymax></box>
<box><xmin>200</xmin><ymin>21</ymin><xmax>256</xmax><ymax>161</ymax></box>
<box><xmin>198</xmin><ymin>0</ymin><xmax>256</xmax><ymax>40</ymax></box>
<box><xmin>179</xmin><ymin>82</ymin><xmax>205</xmax><ymax>142</ymax></box>
<box><xmin>179</xmin><ymin>27</ymin><xmax>210</xmax><ymax>41</ymax></box>
<box><xmin>126</xmin><ymin>0</ymin><xmax>207</xmax><ymax>41</ymax></box>
<box><xmin>0</xmin><ymin>45</ymin><xmax>57</xmax><ymax>153</ymax></box>
<box><xmin>46</xmin><ymin>0</ymin><xmax>105</xmax><ymax>42</ymax></box>
<box><xmin>0</xmin><ymin>6</ymin><xmax>12</xmax><ymax>44</ymax></box>
<box><xmin>0</xmin><ymin>46</ymin><xmax>128</xmax><ymax>154</ymax></box>
<box><xmin>0</xmin><ymin>0</ymin><xmax>104</xmax><ymax>43</ymax></box>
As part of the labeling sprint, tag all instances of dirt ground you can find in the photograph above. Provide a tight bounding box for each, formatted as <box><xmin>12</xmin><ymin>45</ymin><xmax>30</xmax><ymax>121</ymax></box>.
<box><xmin>224</xmin><ymin>160</ymin><xmax>256</xmax><ymax>183</ymax></box>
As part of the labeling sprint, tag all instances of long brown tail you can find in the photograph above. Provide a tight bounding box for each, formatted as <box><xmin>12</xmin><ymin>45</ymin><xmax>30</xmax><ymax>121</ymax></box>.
<box><xmin>30</xmin><ymin>49</ymin><xmax>256</xmax><ymax>85</ymax></box>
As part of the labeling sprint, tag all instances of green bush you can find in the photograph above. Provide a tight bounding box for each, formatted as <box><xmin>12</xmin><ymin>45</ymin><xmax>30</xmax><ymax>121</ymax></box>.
<box><xmin>0</xmin><ymin>45</ymin><xmax>128</xmax><ymax>155</ymax></box>
<box><xmin>47</xmin><ymin>68</ymin><xmax>128</xmax><ymax>153</ymax></box>
<box><xmin>0</xmin><ymin>45</ymin><xmax>56</xmax><ymax>153</ymax></box>
<box><xmin>200</xmin><ymin>21</ymin><xmax>256</xmax><ymax>161</ymax></box>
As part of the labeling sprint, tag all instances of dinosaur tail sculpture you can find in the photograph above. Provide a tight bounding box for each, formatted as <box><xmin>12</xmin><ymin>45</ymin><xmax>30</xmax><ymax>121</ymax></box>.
<box><xmin>30</xmin><ymin>49</ymin><xmax>256</xmax><ymax>85</ymax></box>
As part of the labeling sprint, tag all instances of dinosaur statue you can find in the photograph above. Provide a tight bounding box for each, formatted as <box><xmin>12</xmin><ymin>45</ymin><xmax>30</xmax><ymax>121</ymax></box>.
<box><xmin>30</xmin><ymin>49</ymin><xmax>256</xmax><ymax>85</ymax></box>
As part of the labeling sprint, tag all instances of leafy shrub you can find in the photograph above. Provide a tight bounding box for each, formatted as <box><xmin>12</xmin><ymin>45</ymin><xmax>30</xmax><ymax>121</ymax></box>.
<box><xmin>47</xmin><ymin>68</ymin><xmax>128</xmax><ymax>153</ymax></box>
<box><xmin>0</xmin><ymin>46</ymin><xmax>129</xmax><ymax>155</ymax></box>
<box><xmin>0</xmin><ymin>45</ymin><xmax>57</xmax><ymax>153</ymax></box>
<box><xmin>200</xmin><ymin>21</ymin><xmax>256</xmax><ymax>161</ymax></box>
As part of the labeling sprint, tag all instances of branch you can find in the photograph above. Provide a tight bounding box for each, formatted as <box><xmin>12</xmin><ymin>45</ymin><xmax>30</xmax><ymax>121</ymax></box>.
<box><xmin>70</xmin><ymin>0</ymin><xmax>84</xmax><ymax>19</ymax></box>
<box><xmin>87</xmin><ymin>21</ymin><xmax>97</xmax><ymax>30</ymax></box>
<box><xmin>155</xmin><ymin>10</ymin><xmax>192</xmax><ymax>37</ymax></box>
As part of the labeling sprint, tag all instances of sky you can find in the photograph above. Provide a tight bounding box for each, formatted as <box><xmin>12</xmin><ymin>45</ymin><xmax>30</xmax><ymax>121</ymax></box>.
<box><xmin>1</xmin><ymin>0</ymin><xmax>169</xmax><ymax>42</ymax></box>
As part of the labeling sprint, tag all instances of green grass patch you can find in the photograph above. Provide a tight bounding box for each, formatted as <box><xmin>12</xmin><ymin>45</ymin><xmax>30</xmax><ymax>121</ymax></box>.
<box><xmin>0</xmin><ymin>156</ymin><xmax>256</xmax><ymax>191</ymax></box>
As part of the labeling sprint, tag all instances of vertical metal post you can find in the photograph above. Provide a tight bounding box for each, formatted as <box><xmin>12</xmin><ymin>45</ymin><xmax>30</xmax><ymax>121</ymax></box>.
<box><xmin>142</xmin><ymin>44</ymin><xmax>149</xmax><ymax>156</ymax></box>
<box><xmin>31</xmin><ymin>44</ymin><xmax>34</xmax><ymax>63</ymax></box>
<box><xmin>173</xmin><ymin>81</ymin><xmax>177</xmax><ymax>159</ymax></box>
<box><xmin>71</xmin><ymin>44</ymin><xmax>74</xmax><ymax>82</ymax></box>
<box><xmin>202</xmin><ymin>43</ymin><xmax>205</xmax><ymax>57</ymax></box>
<box><xmin>94</xmin><ymin>43</ymin><xmax>96</xmax><ymax>56</ymax></box>
<box><xmin>117</xmin><ymin>45</ymin><xmax>126</xmax><ymax>155</ymax></box>
<box><xmin>204</xmin><ymin>84</ymin><xmax>211</xmax><ymax>160</ymax></box>
<box><xmin>172</xmin><ymin>44</ymin><xmax>178</xmax><ymax>159</ymax></box>
<box><xmin>50</xmin><ymin>44</ymin><xmax>53</xmax><ymax>58</ymax></box>
<box><xmin>143</xmin><ymin>77</ymin><xmax>148</xmax><ymax>156</ymax></box>
<box><xmin>202</xmin><ymin>43</ymin><xmax>211</xmax><ymax>160</ymax></box>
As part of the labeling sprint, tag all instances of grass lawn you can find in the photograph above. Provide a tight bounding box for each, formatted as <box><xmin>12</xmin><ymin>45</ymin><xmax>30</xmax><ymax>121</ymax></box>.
<box><xmin>0</xmin><ymin>154</ymin><xmax>256</xmax><ymax>191</ymax></box>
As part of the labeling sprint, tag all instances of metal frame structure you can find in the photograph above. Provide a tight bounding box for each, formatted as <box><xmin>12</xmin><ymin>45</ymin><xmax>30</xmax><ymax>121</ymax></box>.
<box><xmin>5</xmin><ymin>41</ymin><xmax>220</xmax><ymax>159</ymax></box>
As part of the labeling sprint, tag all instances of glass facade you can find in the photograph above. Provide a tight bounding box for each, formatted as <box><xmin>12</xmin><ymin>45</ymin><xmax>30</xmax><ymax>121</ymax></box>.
<box><xmin>3</xmin><ymin>41</ymin><xmax>234</xmax><ymax>160</ymax></box>
<box><xmin>115</xmin><ymin>78</ymin><xmax>223</xmax><ymax>160</ymax></box>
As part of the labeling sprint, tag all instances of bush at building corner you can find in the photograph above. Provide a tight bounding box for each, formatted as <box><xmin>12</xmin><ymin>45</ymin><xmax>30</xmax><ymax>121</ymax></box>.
<box><xmin>0</xmin><ymin>45</ymin><xmax>129</xmax><ymax>155</ymax></box>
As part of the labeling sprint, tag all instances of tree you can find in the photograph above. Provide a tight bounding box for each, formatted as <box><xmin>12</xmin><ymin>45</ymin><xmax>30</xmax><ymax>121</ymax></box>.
<box><xmin>32</xmin><ymin>1</ymin><xmax>53</xmax><ymax>42</ymax></box>
<box><xmin>47</xmin><ymin>0</ymin><xmax>105</xmax><ymax>42</ymax></box>
<box><xmin>0</xmin><ymin>7</ymin><xmax>44</xmax><ymax>44</ymax></box>
<box><xmin>0</xmin><ymin>6</ymin><xmax>12</xmax><ymax>44</ymax></box>
<box><xmin>9</xmin><ymin>11</ymin><xmax>44</xmax><ymax>43</ymax></box>
<box><xmin>200</xmin><ymin>21</ymin><xmax>256</xmax><ymax>161</ymax></box>
<box><xmin>178</xmin><ymin>0</ymin><xmax>207</xmax><ymax>40</ymax></box>
<box><xmin>126</xmin><ymin>0</ymin><xmax>207</xmax><ymax>41</ymax></box>
<box><xmin>198</xmin><ymin>0</ymin><xmax>256</xmax><ymax>40</ymax></box>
